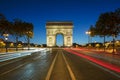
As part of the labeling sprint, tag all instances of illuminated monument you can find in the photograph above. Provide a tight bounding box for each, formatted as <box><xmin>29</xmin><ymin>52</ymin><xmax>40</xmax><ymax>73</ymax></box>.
<box><xmin>46</xmin><ymin>21</ymin><xmax>73</xmax><ymax>47</ymax></box>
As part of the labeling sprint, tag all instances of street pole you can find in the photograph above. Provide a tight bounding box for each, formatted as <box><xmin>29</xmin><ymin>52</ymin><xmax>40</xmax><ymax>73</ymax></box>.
<box><xmin>3</xmin><ymin>33</ymin><xmax>9</xmax><ymax>53</ymax></box>
<box><xmin>28</xmin><ymin>36</ymin><xmax>30</xmax><ymax>50</ymax></box>
<box><xmin>5</xmin><ymin>38</ymin><xmax>8</xmax><ymax>52</ymax></box>
<box><xmin>86</xmin><ymin>31</ymin><xmax>91</xmax><ymax>47</ymax></box>
<box><xmin>112</xmin><ymin>35</ymin><xmax>115</xmax><ymax>54</ymax></box>
<box><xmin>88</xmin><ymin>35</ymin><xmax>89</xmax><ymax>44</ymax></box>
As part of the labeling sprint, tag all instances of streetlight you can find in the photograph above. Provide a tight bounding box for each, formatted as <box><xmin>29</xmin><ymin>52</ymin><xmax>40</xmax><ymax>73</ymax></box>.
<box><xmin>3</xmin><ymin>33</ymin><xmax>9</xmax><ymax>53</ymax></box>
<box><xmin>112</xmin><ymin>34</ymin><xmax>115</xmax><ymax>54</ymax></box>
<box><xmin>26</xmin><ymin>31</ymin><xmax>31</xmax><ymax>50</ymax></box>
<box><xmin>22</xmin><ymin>41</ymin><xmax>24</xmax><ymax>50</ymax></box>
<box><xmin>86</xmin><ymin>31</ymin><xmax>91</xmax><ymax>46</ymax></box>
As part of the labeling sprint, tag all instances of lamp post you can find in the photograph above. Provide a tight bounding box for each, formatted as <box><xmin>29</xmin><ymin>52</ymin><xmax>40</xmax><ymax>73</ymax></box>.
<box><xmin>26</xmin><ymin>31</ymin><xmax>31</xmax><ymax>50</ymax></box>
<box><xmin>3</xmin><ymin>33</ymin><xmax>9</xmax><ymax>53</ymax></box>
<box><xmin>86</xmin><ymin>31</ymin><xmax>91</xmax><ymax>46</ymax></box>
<box><xmin>112</xmin><ymin>34</ymin><xmax>115</xmax><ymax>54</ymax></box>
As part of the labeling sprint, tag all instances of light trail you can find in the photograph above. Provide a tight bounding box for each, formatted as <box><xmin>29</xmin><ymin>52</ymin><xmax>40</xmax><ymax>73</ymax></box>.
<box><xmin>0</xmin><ymin>48</ymin><xmax>48</xmax><ymax>62</ymax></box>
<box><xmin>64</xmin><ymin>49</ymin><xmax>120</xmax><ymax>73</ymax></box>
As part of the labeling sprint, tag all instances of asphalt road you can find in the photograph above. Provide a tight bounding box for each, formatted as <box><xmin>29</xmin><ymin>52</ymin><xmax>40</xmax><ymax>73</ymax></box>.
<box><xmin>0</xmin><ymin>49</ymin><xmax>56</xmax><ymax>80</ymax></box>
<box><xmin>63</xmin><ymin>49</ymin><xmax>120</xmax><ymax>80</ymax></box>
<box><xmin>0</xmin><ymin>48</ymin><xmax>120</xmax><ymax>80</ymax></box>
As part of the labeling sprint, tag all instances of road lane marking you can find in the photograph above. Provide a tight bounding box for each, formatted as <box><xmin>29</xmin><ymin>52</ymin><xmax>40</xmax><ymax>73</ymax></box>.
<box><xmin>0</xmin><ymin>63</ymin><xmax>26</xmax><ymax>76</ymax></box>
<box><xmin>0</xmin><ymin>58</ymin><xmax>22</xmax><ymax>67</ymax></box>
<box><xmin>65</xmin><ymin>49</ymin><xmax>120</xmax><ymax>72</ymax></box>
<box><xmin>33</xmin><ymin>56</ymin><xmax>41</xmax><ymax>60</ymax></box>
<box><xmin>62</xmin><ymin>51</ymin><xmax>76</xmax><ymax>80</ymax></box>
<box><xmin>45</xmin><ymin>51</ymin><xmax>59</xmax><ymax>80</ymax></box>
<box><xmin>0</xmin><ymin>52</ymin><xmax>43</xmax><ymax>76</ymax></box>
<box><xmin>65</xmin><ymin>49</ymin><xmax>120</xmax><ymax>78</ymax></box>
<box><xmin>89</xmin><ymin>61</ymin><xmax>120</xmax><ymax>78</ymax></box>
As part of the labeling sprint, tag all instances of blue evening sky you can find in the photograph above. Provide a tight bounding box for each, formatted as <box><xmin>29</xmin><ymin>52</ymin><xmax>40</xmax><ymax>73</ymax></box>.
<box><xmin>0</xmin><ymin>0</ymin><xmax>120</xmax><ymax>45</ymax></box>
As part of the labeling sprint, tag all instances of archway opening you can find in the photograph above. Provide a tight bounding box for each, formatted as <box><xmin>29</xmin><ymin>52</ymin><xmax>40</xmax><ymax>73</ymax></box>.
<box><xmin>56</xmin><ymin>34</ymin><xmax>64</xmax><ymax>47</ymax></box>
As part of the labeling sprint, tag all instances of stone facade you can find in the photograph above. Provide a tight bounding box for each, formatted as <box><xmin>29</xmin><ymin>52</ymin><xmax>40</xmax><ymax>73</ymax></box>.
<box><xmin>46</xmin><ymin>22</ymin><xmax>73</xmax><ymax>47</ymax></box>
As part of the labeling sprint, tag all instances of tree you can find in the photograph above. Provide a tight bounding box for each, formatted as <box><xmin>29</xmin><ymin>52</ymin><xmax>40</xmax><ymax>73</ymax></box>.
<box><xmin>95</xmin><ymin>8</ymin><xmax>120</xmax><ymax>53</ymax></box>
<box><xmin>95</xmin><ymin>12</ymin><xmax>111</xmax><ymax>52</ymax></box>
<box><xmin>0</xmin><ymin>13</ymin><xmax>34</xmax><ymax>51</ymax></box>
<box><xmin>12</xmin><ymin>19</ymin><xmax>25</xmax><ymax>51</ymax></box>
<box><xmin>108</xmin><ymin>9</ymin><xmax>120</xmax><ymax>53</ymax></box>
<box><xmin>89</xmin><ymin>25</ymin><xmax>96</xmax><ymax>37</ymax></box>
<box><xmin>0</xmin><ymin>14</ymin><xmax>12</xmax><ymax>52</ymax></box>
<box><xmin>87</xmin><ymin>25</ymin><xmax>96</xmax><ymax>45</ymax></box>
<box><xmin>114</xmin><ymin>8</ymin><xmax>120</xmax><ymax>35</ymax></box>
<box><xmin>0</xmin><ymin>14</ymin><xmax>5</xmax><ymax>36</ymax></box>
<box><xmin>23</xmin><ymin>22</ymin><xmax>34</xmax><ymax>50</ymax></box>
<box><xmin>0</xmin><ymin>14</ymin><xmax>12</xmax><ymax>36</ymax></box>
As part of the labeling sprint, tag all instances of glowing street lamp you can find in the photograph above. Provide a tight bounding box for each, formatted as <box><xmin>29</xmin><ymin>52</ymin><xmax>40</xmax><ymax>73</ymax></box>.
<box><xmin>86</xmin><ymin>31</ymin><xmax>91</xmax><ymax>35</ymax></box>
<box><xmin>86</xmin><ymin>31</ymin><xmax>91</xmax><ymax>45</ymax></box>
<box><xmin>3</xmin><ymin>33</ymin><xmax>9</xmax><ymax>53</ymax></box>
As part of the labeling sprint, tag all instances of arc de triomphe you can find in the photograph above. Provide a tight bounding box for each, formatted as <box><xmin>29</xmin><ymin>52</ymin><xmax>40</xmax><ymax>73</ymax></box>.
<box><xmin>46</xmin><ymin>21</ymin><xmax>73</xmax><ymax>47</ymax></box>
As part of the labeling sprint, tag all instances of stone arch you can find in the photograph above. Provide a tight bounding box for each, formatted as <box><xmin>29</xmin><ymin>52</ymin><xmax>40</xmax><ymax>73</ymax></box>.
<box><xmin>55</xmin><ymin>33</ymin><xmax>64</xmax><ymax>46</ymax></box>
<box><xmin>46</xmin><ymin>21</ymin><xmax>73</xmax><ymax>47</ymax></box>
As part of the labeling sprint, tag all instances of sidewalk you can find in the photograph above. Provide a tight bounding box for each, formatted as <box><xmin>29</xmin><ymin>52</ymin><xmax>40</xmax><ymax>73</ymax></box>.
<box><xmin>80</xmin><ymin>48</ymin><xmax>120</xmax><ymax>58</ymax></box>
<box><xmin>0</xmin><ymin>48</ymin><xmax>47</xmax><ymax>62</ymax></box>
<box><xmin>0</xmin><ymin>48</ymin><xmax>28</xmax><ymax>54</ymax></box>
<box><xmin>86</xmin><ymin>48</ymin><xmax>120</xmax><ymax>59</ymax></box>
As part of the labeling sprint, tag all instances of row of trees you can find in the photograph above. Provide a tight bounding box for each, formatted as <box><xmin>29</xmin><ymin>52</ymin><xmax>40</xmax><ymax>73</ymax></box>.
<box><xmin>0</xmin><ymin>13</ymin><xmax>34</xmax><ymax>51</ymax></box>
<box><xmin>88</xmin><ymin>8</ymin><xmax>120</xmax><ymax>53</ymax></box>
